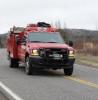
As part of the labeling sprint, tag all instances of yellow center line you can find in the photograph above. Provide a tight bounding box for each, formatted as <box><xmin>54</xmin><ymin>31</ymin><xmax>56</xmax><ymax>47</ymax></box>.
<box><xmin>65</xmin><ymin>76</ymin><xmax>98</xmax><ymax>89</ymax></box>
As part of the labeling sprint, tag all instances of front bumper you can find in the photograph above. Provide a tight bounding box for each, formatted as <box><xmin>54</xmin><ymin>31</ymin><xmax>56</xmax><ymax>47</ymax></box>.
<box><xmin>29</xmin><ymin>56</ymin><xmax>75</xmax><ymax>69</ymax></box>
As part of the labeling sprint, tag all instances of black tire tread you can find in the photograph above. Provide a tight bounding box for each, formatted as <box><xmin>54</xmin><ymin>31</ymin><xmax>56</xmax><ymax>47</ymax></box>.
<box><xmin>25</xmin><ymin>57</ymin><xmax>33</xmax><ymax>75</ymax></box>
<box><xmin>64</xmin><ymin>66</ymin><xmax>73</xmax><ymax>76</ymax></box>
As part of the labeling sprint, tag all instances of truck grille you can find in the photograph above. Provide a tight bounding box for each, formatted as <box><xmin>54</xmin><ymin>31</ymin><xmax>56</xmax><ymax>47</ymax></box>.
<box><xmin>39</xmin><ymin>48</ymin><xmax>68</xmax><ymax>60</ymax></box>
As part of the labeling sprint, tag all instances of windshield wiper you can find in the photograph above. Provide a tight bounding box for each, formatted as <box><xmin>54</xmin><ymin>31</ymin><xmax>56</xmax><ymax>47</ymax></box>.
<box><xmin>46</xmin><ymin>41</ymin><xmax>59</xmax><ymax>43</ymax></box>
<box><xmin>30</xmin><ymin>41</ymin><xmax>59</xmax><ymax>43</ymax></box>
<box><xmin>30</xmin><ymin>41</ymin><xmax>45</xmax><ymax>43</ymax></box>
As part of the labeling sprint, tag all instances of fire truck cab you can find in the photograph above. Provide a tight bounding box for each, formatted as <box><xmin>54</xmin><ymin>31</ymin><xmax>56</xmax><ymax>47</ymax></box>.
<box><xmin>7</xmin><ymin>22</ymin><xmax>75</xmax><ymax>75</ymax></box>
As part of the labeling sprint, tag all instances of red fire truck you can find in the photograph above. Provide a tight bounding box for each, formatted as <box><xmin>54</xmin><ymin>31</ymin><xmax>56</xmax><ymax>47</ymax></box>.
<box><xmin>7</xmin><ymin>22</ymin><xmax>75</xmax><ymax>75</ymax></box>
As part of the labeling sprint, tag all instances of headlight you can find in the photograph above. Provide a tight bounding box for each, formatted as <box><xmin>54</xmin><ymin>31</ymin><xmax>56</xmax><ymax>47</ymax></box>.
<box><xmin>69</xmin><ymin>50</ymin><xmax>75</xmax><ymax>57</ymax></box>
<box><xmin>69</xmin><ymin>50</ymin><xmax>74</xmax><ymax>54</ymax></box>
<box><xmin>32</xmin><ymin>49</ymin><xmax>39</xmax><ymax>56</ymax></box>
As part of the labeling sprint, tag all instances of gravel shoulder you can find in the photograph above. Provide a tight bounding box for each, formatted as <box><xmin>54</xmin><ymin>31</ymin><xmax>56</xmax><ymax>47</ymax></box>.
<box><xmin>76</xmin><ymin>54</ymin><xmax>98</xmax><ymax>69</ymax></box>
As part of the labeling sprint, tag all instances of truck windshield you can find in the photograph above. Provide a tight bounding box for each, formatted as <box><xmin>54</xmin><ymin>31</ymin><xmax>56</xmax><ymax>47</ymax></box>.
<box><xmin>28</xmin><ymin>32</ymin><xmax>64</xmax><ymax>43</ymax></box>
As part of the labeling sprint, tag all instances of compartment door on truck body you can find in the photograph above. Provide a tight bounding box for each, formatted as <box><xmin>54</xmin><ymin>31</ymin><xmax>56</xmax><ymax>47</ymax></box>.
<box><xmin>17</xmin><ymin>36</ymin><xmax>26</xmax><ymax>62</ymax></box>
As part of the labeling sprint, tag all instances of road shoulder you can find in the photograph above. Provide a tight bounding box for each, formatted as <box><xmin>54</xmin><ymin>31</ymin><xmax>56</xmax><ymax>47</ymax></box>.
<box><xmin>76</xmin><ymin>54</ymin><xmax>98</xmax><ymax>69</ymax></box>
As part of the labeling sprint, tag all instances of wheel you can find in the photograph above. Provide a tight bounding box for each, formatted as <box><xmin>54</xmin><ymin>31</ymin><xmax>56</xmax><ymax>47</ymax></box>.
<box><xmin>25</xmin><ymin>57</ymin><xmax>34</xmax><ymax>75</ymax></box>
<box><xmin>9</xmin><ymin>58</ymin><xmax>19</xmax><ymax>68</ymax></box>
<box><xmin>7</xmin><ymin>52</ymin><xmax>10</xmax><ymax>60</ymax></box>
<box><xmin>64</xmin><ymin>66</ymin><xmax>73</xmax><ymax>76</ymax></box>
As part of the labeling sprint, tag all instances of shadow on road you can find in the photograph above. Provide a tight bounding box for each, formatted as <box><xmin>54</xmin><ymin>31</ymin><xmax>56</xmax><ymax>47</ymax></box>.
<box><xmin>18</xmin><ymin>66</ymin><xmax>64</xmax><ymax>77</ymax></box>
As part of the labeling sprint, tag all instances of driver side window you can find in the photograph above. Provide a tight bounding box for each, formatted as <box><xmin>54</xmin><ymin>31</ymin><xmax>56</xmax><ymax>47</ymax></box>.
<box><xmin>20</xmin><ymin>36</ymin><xmax>27</xmax><ymax>45</ymax></box>
<box><xmin>22</xmin><ymin>36</ymin><xmax>27</xmax><ymax>43</ymax></box>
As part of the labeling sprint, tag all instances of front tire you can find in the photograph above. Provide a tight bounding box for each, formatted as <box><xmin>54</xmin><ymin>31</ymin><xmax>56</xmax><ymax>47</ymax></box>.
<box><xmin>25</xmin><ymin>57</ymin><xmax>34</xmax><ymax>75</ymax></box>
<box><xmin>64</xmin><ymin>65</ymin><xmax>73</xmax><ymax>76</ymax></box>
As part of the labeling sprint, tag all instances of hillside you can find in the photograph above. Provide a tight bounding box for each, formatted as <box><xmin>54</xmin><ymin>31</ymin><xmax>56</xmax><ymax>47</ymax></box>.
<box><xmin>64</xmin><ymin>29</ymin><xmax>98</xmax><ymax>41</ymax></box>
<box><xmin>0</xmin><ymin>34</ymin><xmax>7</xmax><ymax>48</ymax></box>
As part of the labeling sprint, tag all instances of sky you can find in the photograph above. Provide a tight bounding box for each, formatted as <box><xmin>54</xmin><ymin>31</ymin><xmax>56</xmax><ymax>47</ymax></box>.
<box><xmin>0</xmin><ymin>0</ymin><xmax>98</xmax><ymax>33</ymax></box>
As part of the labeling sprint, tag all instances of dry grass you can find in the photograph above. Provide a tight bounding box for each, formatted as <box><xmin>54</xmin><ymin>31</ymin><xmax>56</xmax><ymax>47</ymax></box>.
<box><xmin>76</xmin><ymin>53</ymin><xmax>98</xmax><ymax>68</ymax></box>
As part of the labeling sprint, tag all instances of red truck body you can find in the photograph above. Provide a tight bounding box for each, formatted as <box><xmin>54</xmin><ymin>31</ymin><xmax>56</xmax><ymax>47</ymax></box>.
<box><xmin>7</xmin><ymin>22</ymin><xmax>75</xmax><ymax>75</ymax></box>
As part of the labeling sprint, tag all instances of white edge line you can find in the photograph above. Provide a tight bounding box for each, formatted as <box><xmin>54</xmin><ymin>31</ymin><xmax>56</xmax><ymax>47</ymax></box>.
<box><xmin>0</xmin><ymin>81</ymin><xmax>23</xmax><ymax>100</ymax></box>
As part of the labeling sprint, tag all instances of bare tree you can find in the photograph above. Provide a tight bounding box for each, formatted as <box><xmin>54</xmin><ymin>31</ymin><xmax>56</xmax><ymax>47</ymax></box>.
<box><xmin>55</xmin><ymin>20</ymin><xmax>61</xmax><ymax>29</ymax></box>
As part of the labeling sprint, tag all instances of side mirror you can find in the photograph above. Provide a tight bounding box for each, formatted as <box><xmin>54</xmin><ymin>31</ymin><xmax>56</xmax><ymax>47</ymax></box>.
<box><xmin>16</xmin><ymin>37</ymin><xmax>21</xmax><ymax>45</ymax></box>
<box><xmin>21</xmin><ymin>37</ymin><xmax>26</xmax><ymax>45</ymax></box>
<box><xmin>68</xmin><ymin>41</ymin><xmax>73</xmax><ymax>47</ymax></box>
<box><xmin>21</xmin><ymin>41</ymin><xmax>26</xmax><ymax>45</ymax></box>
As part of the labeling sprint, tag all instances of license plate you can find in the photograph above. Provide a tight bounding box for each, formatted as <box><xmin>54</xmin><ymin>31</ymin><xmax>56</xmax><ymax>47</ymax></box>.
<box><xmin>53</xmin><ymin>54</ymin><xmax>62</xmax><ymax>58</ymax></box>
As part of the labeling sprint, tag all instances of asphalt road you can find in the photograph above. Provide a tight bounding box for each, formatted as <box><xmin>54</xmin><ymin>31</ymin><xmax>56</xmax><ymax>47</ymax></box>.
<box><xmin>0</xmin><ymin>92</ymin><xmax>8</xmax><ymax>100</ymax></box>
<box><xmin>0</xmin><ymin>49</ymin><xmax>98</xmax><ymax>100</ymax></box>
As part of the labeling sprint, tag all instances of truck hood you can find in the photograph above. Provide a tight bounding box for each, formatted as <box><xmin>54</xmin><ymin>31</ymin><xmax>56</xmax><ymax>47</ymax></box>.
<box><xmin>27</xmin><ymin>43</ymin><xmax>74</xmax><ymax>50</ymax></box>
